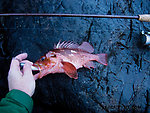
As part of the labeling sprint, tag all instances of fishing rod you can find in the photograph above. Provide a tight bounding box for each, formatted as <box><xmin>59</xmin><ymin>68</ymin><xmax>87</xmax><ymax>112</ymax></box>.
<box><xmin>0</xmin><ymin>13</ymin><xmax>150</xmax><ymax>22</ymax></box>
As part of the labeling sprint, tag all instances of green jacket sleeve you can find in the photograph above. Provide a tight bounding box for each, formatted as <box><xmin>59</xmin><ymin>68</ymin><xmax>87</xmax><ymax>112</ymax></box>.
<box><xmin>0</xmin><ymin>89</ymin><xmax>33</xmax><ymax>113</ymax></box>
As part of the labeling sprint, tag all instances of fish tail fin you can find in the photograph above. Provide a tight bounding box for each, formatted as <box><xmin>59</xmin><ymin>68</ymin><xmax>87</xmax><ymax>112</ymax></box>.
<box><xmin>96</xmin><ymin>54</ymin><xmax>108</xmax><ymax>66</ymax></box>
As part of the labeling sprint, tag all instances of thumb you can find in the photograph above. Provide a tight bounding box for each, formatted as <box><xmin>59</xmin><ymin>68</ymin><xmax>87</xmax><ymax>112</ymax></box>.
<box><xmin>23</xmin><ymin>62</ymin><xmax>33</xmax><ymax>77</ymax></box>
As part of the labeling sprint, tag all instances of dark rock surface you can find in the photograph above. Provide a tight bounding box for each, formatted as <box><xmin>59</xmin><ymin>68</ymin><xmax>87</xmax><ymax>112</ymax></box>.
<box><xmin>0</xmin><ymin>0</ymin><xmax>150</xmax><ymax>113</ymax></box>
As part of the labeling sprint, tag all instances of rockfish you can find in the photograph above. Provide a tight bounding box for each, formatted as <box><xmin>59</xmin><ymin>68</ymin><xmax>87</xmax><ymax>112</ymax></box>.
<box><xmin>33</xmin><ymin>41</ymin><xmax>107</xmax><ymax>79</ymax></box>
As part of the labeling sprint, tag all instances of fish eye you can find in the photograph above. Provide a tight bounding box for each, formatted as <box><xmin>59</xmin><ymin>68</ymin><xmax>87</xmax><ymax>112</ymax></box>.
<box><xmin>41</xmin><ymin>57</ymin><xmax>45</xmax><ymax>61</ymax></box>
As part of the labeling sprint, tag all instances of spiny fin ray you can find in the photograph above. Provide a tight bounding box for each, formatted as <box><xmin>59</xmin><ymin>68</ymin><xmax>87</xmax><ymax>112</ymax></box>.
<box><xmin>54</xmin><ymin>41</ymin><xmax>79</xmax><ymax>49</ymax></box>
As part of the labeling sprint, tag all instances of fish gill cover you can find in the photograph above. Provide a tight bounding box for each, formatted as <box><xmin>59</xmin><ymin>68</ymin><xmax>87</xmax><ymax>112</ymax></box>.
<box><xmin>0</xmin><ymin>0</ymin><xmax>150</xmax><ymax>113</ymax></box>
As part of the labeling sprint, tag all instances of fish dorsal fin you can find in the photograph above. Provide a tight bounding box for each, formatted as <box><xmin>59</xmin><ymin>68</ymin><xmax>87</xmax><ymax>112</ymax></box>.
<box><xmin>61</xmin><ymin>61</ymin><xmax>78</xmax><ymax>79</ymax></box>
<box><xmin>78</xmin><ymin>42</ymin><xmax>94</xmax><ymax>53</ymax></box>
<box><xmin>54</xmin><ymin>41</ymin><xmax>79</xmax><ymax>49</ymax></box>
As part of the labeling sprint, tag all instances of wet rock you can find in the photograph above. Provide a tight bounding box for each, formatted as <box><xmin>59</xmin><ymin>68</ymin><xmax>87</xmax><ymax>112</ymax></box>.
<box><xmin>0</xmin><ymin>0</ymin><xmax>150</xmax><ymax>113</ymax></box>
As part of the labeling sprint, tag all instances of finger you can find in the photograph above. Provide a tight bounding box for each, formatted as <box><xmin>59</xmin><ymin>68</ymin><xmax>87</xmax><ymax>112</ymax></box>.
<box><xmin>20</xmin><ymin>60</ymin><xmax>33</xmax><ymax>70</ymax></box>
<box><xmin>15</xmin><ymin>53</ymin><xmax>28</xmax><ymax>61</ymax></box>
<box><xmin>21</xmin><ymin>60</ymin><xmax>33</xmax><ymax>65</ymax></box>
<box><xmin>9</xmin><ymin>53</ymin><xmax>28</xmax><ymax>72</ymax></box>
<box><xmin>9</xmin><ymin>58</ymin><xmax>21</xmax><ymax>72</ymax></box>
<box><xmin>23</xmin><ymin>62</ymin><xmax>33</xmax><ymax>77</ymax></box>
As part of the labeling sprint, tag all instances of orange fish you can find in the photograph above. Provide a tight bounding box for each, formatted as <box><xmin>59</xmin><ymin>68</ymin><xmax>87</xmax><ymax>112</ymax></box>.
<box><xmin>33</xmin><ymin>41</ymin><xmax>107</xmax><ymax>79</ymax></box>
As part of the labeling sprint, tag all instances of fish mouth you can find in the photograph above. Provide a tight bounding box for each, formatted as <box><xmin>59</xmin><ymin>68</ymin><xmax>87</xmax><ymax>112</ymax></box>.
<box><xmin>20</xmin><ymin>62</ymin><xmax>40</xmax><ymax>71</ymax></box>
<box><xmin>31</xmin><ymin>65</ymin><xmax>39</xmax><ymax>71</ymax></box>
<box><xmin>32</xmin><ymin>63</ymin><xmax>41</xmax><ymax>71</ymax></box>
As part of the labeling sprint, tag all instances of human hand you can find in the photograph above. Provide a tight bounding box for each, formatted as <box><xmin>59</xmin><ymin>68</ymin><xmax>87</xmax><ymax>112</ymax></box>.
<box><xmin>8</xmin><ymin>53</ymin><xmax>35</xmax><ymax>97</ymax></box>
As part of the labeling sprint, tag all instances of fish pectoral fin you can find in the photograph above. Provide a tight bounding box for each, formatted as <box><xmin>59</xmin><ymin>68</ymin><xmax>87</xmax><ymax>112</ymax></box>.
<box><xmin>84</xmin><ymin>61</ymin><xmax>96</xmax><ymax>69</ymax></box>
<box><xmin>61</xmin><ymin>61</ymin><xmax>78</xmax><ymax>79</ymax></box>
